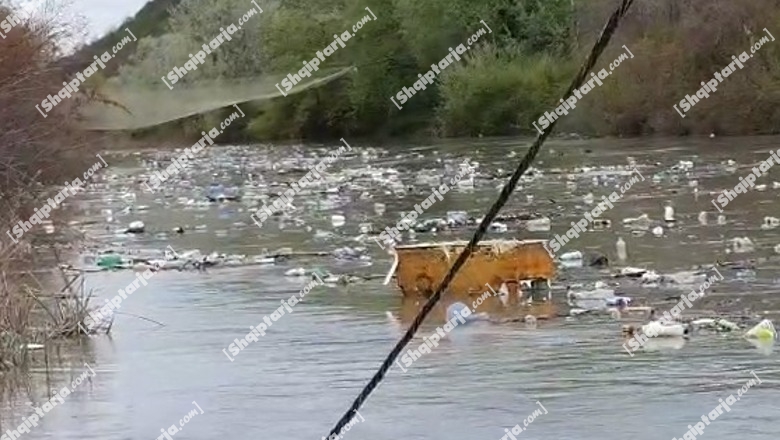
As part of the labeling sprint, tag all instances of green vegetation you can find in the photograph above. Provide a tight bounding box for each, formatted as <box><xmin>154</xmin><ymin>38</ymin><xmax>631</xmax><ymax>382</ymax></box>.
<box><xmin>81</xmin><ymin>0</ymin><xmax>780</xmax><ymax>140</ymax></box>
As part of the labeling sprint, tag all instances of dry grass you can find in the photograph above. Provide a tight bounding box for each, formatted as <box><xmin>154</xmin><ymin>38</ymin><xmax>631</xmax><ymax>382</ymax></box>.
<box><xmin>0</xmin><ymin>3</ymin><xmax>107</xmax><ymax>370</ymax></box>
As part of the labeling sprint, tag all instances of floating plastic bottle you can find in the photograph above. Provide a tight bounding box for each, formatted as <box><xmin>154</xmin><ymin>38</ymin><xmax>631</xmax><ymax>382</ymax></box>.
<box><xmin>664</xmin><ymin>205</ymin><xmax>675</xmax><ymax>223</ymax></box>
<box><xmin>616</xmin><ymin>237</ymin><xmax>627</xmax><ymax>261</ymax></box>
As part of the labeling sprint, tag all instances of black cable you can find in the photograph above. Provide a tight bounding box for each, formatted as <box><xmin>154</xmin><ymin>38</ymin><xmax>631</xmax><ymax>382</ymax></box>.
<box><xmin>325</xmin><ymin>0</ymin><xmax>637</xmax><ymax>436</ymax></box>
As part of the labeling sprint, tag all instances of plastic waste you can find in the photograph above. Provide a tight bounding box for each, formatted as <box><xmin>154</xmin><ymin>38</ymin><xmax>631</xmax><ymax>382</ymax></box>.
<box><xmin>745</xmin><ymin>319</ymin><xmax>777</xmax><ymax>340</ymax></box>
<box><xmin>620</xmin><ymin>267</ymin><xmax>647</xmax><ymax>277</ymax></box>
<box><xmin>698</xmin><ymin>211</ymin><xmax>707</xmax><ymax>225</ymax></box>
<box><xmin>761</xmin><ymin>217</ymin><xmax>780</xmax><ymax>230</ymax></box>
<box><xmin>640</xmin><ymin>270</ymin><xmax>661</xmax><ymax>283</ymax></box>
<box><xmin>692</xmin><ymin>318</ymin><xmax>739</xmax><ymax>332</ymax></box>
<box><xmin>652</xmin><ymin>226</ymin><xmax>664</xmax><ymax>237</ymax></box>
<box><xmin>623</xmin><ymin>214</ymin><xmax>651</xmax><ymax>230</ymax></box>
<box><xmin>642</xmin><ymin>321</ymin><xmax>687</xmax><ymax>337</ymax></box>
<box><xmin>616</xmin><ymin>237</ymin><xmax>627</xmax><ymax>261</ymax></box>
<box><xmin>715</xmin><ymin>319</ymin><xmax>740</xmax><ymax>332</ymax></box>
<box><xmin>331</xmin><ymin>215</ymin><xmax>346</xmax><ymax>228</ymax></box>
<box><xmin>592</xmin><ymin>219</ymin><xmax>611</xmax><ymax>229</ymax></box>
<box><xmin>560</xmin><ymin>250</ymin><xmax>583</xmax><ymax>261</ymax></box>
<box><xmin>664</xmin><ymin>205</ymin><xmax>675</xmax><ymax>223</ymax></box>
<box><xmin>359</xmin><ymin>223</ymin><xmax>373</xmax><ymax>234</ymax></box>
<box><xmin>97</xmin><ymin>254</ymin><xmax>124</xmax><ymax>269</ymax></box>
<box><xmin>285</xmin><ymin>267</ymin><xmax>307</xmax><ymax>277</ymax></box>
<box><xmin>583</xmin><ymin>193</ymin><xmax>595</xmax><ymax>205</ymax></box>
<box><xmin>127</xmin><ymin>221</ymin><xmax>145</xmax><ymax>233</ymax></box>
<box><xmin>447</xmin><ymin>211</ymin><xmax>469</xmax><ymax>227</ymax></box>
<box><xmin>731</xmin><ymin>237</ymin><xmax>755</xmax><ymax>253</ymax></box>
<box><xmin>526</xmin><ymin>217</ymin><xmax>551</xmax><ymax>232</ymax></box>
<box><xmin>605</xmin><ymin>296</ymin><xmax>632</xmax><ymax>307</ymax></box>
<box><xmin>488</xmin><ymin>222</ymin><xmax>508</xmax><ymax>233</ymax></box>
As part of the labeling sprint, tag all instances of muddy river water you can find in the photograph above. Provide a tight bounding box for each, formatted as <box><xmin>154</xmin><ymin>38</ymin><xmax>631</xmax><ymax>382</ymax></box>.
<box><xmin>2</xmin><ymin>136</ymin><xmax>780</xmax><ymax>440</ymax></box>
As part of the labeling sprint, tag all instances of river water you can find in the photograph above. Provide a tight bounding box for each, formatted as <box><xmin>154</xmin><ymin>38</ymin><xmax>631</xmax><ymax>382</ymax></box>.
<box><xmin>2</xmin><ymin>136</ymin><xmax>779</xmax><ymax>440</ymax></box>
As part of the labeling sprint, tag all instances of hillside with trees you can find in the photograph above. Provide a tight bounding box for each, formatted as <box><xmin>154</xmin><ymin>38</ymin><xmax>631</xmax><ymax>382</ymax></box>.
<box><xmin>80</xmin><ymin>0</ymin><xmax>780</xmax><ymax>140</ymax></box>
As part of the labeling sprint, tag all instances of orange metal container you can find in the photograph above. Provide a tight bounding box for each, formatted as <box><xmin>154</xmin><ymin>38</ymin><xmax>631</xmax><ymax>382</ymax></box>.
<box><xmin>391</xmin><ymin>239</ymin><xmax>555</xmax><ymax>298</ymax></box>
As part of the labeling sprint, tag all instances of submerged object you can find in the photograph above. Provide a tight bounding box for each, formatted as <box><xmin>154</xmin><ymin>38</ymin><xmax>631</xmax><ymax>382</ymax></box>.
<box><xmin>446</xmin><ymin>302</ymin><xmax>479</xmax><ymax>323</ymax></box>
<box><xmin>391</xmin><ymin>239</ymin><xmax>554</xmax><ymax>297</ymax></box>
<box><xmin>745</xmin><ymin>319</ymin><xmax>777</xmax><ymax>340</ymax></box>
<box><xmin>206</xmin><ymin>184</ymin><xmax>240</xmax><ymax>202</ymax></box>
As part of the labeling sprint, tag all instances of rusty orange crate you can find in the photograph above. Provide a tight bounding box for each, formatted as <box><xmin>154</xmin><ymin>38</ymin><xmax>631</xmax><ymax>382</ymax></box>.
<box><xmin>390</xmin><ymin>239</ymin><xmax>555</xmax><ymax>298</ymax></box>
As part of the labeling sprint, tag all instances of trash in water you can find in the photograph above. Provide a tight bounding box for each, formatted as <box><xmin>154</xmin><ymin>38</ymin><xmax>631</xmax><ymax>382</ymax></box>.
<box><xmin>446</xmin><ymin>302</ymin><xmax>479</xmax><ymax>324</ymax></box>
<box><xmin>617</xmin><ymin>267</ymin><xmax>647</xmax><ymax>278</ymax></box>
<box><xmin>592</xmin><ymin>219</ymin><xmax>611</xmax><ymax>229</ymax></box>
<box><xmin>616</xmin><ymin>237</ymin><xmax>627</xmax><ymax>261</ymax></box>
<box><xmin>526</xmin><ymin>217</ymin><xmax>551</xmax><ymax>231</ymax></box>
<box><xmin>332</xmin><ymin>246</ymin><xmax>367</xmax><ymax>260</ymax></box>
<box><xmin>560</xmin><ymin>250</ymin><xmax>583</xmax><ymax>261</ymax></box>
<box><xmin>664</xmin><ymin>204</ymin><xmax>675</xmax><ymax>223</ymax></box>
<box><xmin>717</xmin><ymin>215</ymin><xmax>726</xmax><ymax>225</ymax></box>
<box><xmin>731</xmin><ymin>237</ymin><xmax>755</xmax><ymax>254</ymax></box>
<box><xmin>488</xmin><ymin>222</ymin><xmax>508</xmax><ymax>233</ymax></box>
<box><xmin>642</xmin><ymin>320</ymin><xmax>687</xmax><ymax>338</ymax></box>
<box><xmin>127</xmin><ymin>220</ymin><xmax>145</xmax><ymax>234</ymax></box>
<box><xmin>623</xmin><ymin>214</ymin><xmax>651</xmax><ymax>230</ymax></box>
<box><xmin>652</xmin><ymin>226</ymin><xmax>664</xmax><ymax>237</ymax></box>
<box><xmin>698</xmin><ymin>211</ymin><xmax>707</xmax><ymax>225</ymax></box>
<box><xmin>692</xmin><ymin>318</ymin><xmax>740</xmax><ymax>332</ymax></box>
<box><xmin>583</xmin><ymin>193</ymin><xmax>595</xmax><ymax>205</ymax></box>
<box><xmin>761</xmin><ymin>217</ymin><xmax>780</xmax><ymax>230</ymax></box>
<box><xmin>285</xmin><ymin>267</ymin><xmax>307</xmax><ymax>277</ymax></box>
<box><xmin>374</xmin><ymin>203</ymin><xmax>386</xmax><ymax>216</ymax></box>
<box><xmin>207</xmin><ymin>183</ymin><xmax>240</xmax><ymax>202</ymax></box>
<box><xmin>745</xmin><ymin>319</ymin><xmax>777</xmax><ymax>340</ymax></box>
<box><xmin>331</xmin><ymin>214</ymin><xmax>346</xmax><ymax>228</ymax></box>
<box><xmin>97</xmin><ymin>254</ymin><xmax>125</xmax><ymax>269</ymax></box>
<box><xmin>447</xmin><ymin>211</ymin><xmax>469</xmax><ymax>227</ymax></box>
<box><xmin>359</xmin><ymin>223</ymin><xmax>373</xmax><ymax>234</ymax></box>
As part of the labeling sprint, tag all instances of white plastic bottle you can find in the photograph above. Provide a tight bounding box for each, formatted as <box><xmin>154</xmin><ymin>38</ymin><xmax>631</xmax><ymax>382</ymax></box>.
<box><xmin>616</xmin><ymin>237</ymin><xmax>627</xmax><ymax>261</ymax></box>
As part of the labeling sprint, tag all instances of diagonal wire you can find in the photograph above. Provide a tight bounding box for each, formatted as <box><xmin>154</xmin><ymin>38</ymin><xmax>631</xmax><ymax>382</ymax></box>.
<box><xmin>325</xmin><ymin>0</ymin><xmax>637</xmax><ymax>436</ymax></box>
